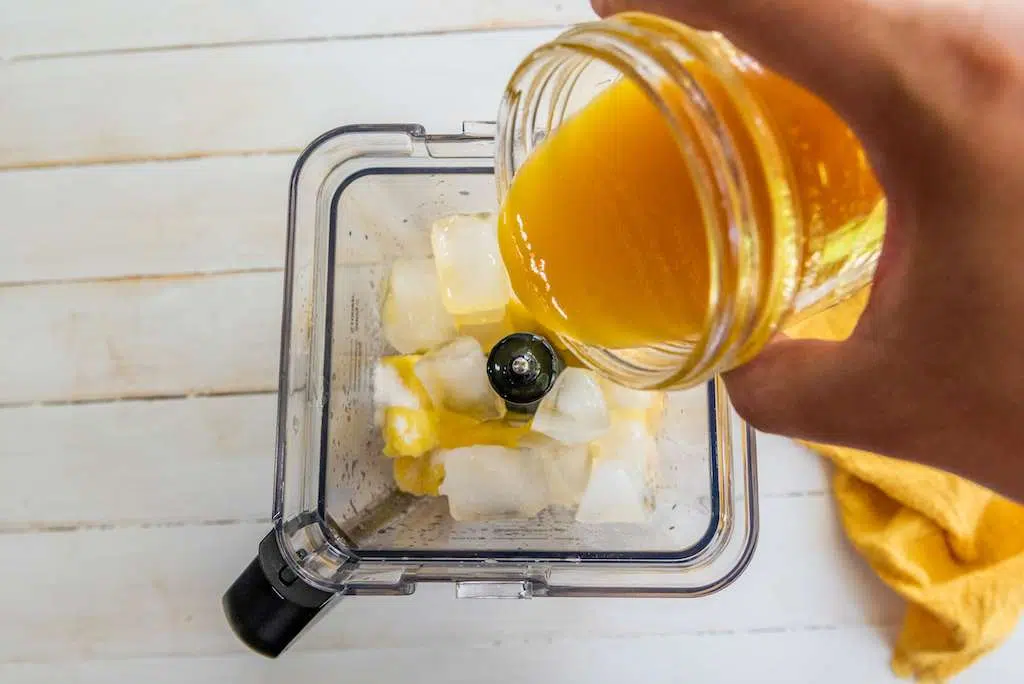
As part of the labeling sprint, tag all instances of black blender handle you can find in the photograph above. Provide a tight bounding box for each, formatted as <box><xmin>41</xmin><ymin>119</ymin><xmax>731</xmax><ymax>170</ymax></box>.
<box><xmin>223</xmin><ymin>529</ymin><xmax>335</xmax><ymax>657</ymax></box>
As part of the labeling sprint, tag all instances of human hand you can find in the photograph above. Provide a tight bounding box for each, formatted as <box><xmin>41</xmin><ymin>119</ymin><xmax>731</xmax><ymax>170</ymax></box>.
<box><xmin>593</xmin><ymin>0</ymin><xmax>1024</xmax><ymax>500</ymax></box>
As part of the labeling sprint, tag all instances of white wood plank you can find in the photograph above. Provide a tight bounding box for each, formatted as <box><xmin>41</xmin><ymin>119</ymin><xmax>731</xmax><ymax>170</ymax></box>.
<box><xmin>1</xmin><ymin>3</ymin><xmax>1017</xmax><ymax>171</ymax></box>
<box><xmin>1</xmin><ymin>3</ymin><xmax>1019</xmax><ymax>682</ymax></box>
<box><xmin>15</xmin><ymin>625</ymin><xmax>1024</xmax><ymax>684</ymax></box>
<box><xmin>3</xmin><ymin>0</ymin><xmax>1016</xmax><ymax>64</ymax></box>
<box><xmin>7</xmin><ymin>627</ymin><xmax>1024</xmax><ymax>684</ymax></box>
<box><xmin>0</xmin><ymin>631</ymin><xmax>903</xmax><ymax>684</ymax></box>
<box><xmin>0</xmin><ymin>0</ymin><xmax>595</xmax><ymax>60</ymax></box>
<box><xmin>0</xmin><ymin>496</ymin><xmax>903</xmax><ymax>664</ymax></box>
<box><xmin>0</xmin><ymin>156</ymin><xmax>292</xmax><ymax>285</ymax></box>
<box><xmin>0</xmin><ymin>395</ymin><xmax>276</xmax><ymax>528</ymax></box>
<box><xmin>755</xmin><ymin>432</ymin><xmax>832</xmax><ymax>496</ymax></box>
<box><xmin>0</xmin><ymin>396</ymin><xmax>829</xmax><ymax>527</ymax></box>
<box><xmin>0</xmin><ymin>390</ymin><xmax>830</xmax><ymax>527</ymax></box>
<box><xmin>0</xmin><ymin>29</ymin><xmax>557</xmax><ymax>169</ymax></box>
<box><xmin>0</xmin><ymin>267</ymin><xmax>830</xmax><ymax>526</ymax></box>
<box><xmin>0</xmin><ymin>271</ymin><xmax>281</xmax><ymax>404</ymax></box>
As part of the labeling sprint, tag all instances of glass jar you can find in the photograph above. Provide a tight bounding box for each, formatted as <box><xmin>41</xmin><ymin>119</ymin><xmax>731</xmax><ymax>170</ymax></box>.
<box><xmin>495</xmin><ymin>12</ymin><xmax>886</xmax><ymax>390</ymax></box>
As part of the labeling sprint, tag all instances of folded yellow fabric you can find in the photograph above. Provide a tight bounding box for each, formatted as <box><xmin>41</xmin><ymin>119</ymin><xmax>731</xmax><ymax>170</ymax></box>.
<box><xmin>786</xmin><ymin>290</ymin><xmax>1024</xmax><ymax>682</ymax></box>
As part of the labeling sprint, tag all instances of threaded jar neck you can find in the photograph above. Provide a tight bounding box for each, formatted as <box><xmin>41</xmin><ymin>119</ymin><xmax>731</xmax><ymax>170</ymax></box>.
<box><xmin>496</xmin><ymin>14</ymin><xmax>803</xmax><ymax>389</ymax></box>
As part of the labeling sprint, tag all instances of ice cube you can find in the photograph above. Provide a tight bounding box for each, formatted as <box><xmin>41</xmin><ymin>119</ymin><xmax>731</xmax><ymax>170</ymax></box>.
<box><xmin>538</xmin><ymin>442</ymin><xmax>591</xmax><ymax>507</ymax></box>
<box><xmin>373</xmin><ymin>354</ymin><xmax>434</xmax><ymax>426</ymax></box>
<box><xmin>599</xmin><ymin>377</ymin><xmax>661</xmax><ymax>410</ymax></box>
<box><xmin>516</xmin><ymin>432</ymin><xmax>560</xmax><ymax>450</ymax></box>
<box><xmin>382</xmin><ymin>258</ymin><xmax>457</xmax><ymax>354</ymax></box>
<box><xmin>575</xmin><ymin>417</ymin><xmax>659</xmax><ymax>523</ymax></box>
<box><xmin>431</xmin><ymin>213</ymin><xmax>511</xmax><ymax>324</ymax></box>
<box><xmin>531</xmin><ymin>367</ymin><xmax>610</xmax><ymax>444</ymax></box>
<box><xmin>414</xmin><ymin>337</ymin><xmax>504</xmax><ymax>420</ymax></box>
<box><xmin>438</xmin><ymin>445</ymin><xmax>548</xmax><ymax>520</ymax></box>
<box><xmin>599</xmin><ymin>378</ymin><xmax>666</xmax><ymax>431</ymax></box>
<box><xmin>374</xmin><ymin>354</ymin><xmax>428</xmax><ymax>403</ymax></box>
<box><xmin>456</xmin><ymin>317</ymin><xmax>514</xmax><ymax>352</ymax></box>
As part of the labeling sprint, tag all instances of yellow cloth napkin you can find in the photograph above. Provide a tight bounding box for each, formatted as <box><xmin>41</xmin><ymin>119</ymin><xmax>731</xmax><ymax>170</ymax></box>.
<box><xmin>785</xmin><ymin>290</ymin><xmax>1024</xmax><ymax>682</ymax></box>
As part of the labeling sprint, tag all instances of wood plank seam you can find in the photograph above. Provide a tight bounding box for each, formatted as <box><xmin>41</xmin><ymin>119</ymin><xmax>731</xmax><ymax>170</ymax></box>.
<box><xmin>0</xmin><ymin>266</ymin><xmax>284</xmax><ymax>290</ymax></box>
<box><xmin>7</xmin><ymin>25</ymin><xmax>574</xmax><ymax>64</ymax></box>
<box><xmin>0</xmin><ymin>148</ymin><xmax>302</xmax><ymax>173</ymax></box>
<box><xmin>0</xmin><ymin>29</ymin><xmax>558</xmax><ymax>169</ymax></box>
<box><xmin>0</xmin><ymin>621</ymin><xmax>903</xmax><ymax>668</ymax></box>
<box><xmin>0</xmin><ymin>388</ymin><xmax>278</xmax><ymax>411</ymax></box>
<box><xmin>0</xmin><ymin>517</ymin><xmax>273</xmax><ymax>536</ymax></box>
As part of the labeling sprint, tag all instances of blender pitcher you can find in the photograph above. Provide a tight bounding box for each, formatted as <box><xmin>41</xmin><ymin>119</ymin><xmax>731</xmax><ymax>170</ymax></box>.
<box><xmin>222</xmin><ymin>122</ymin><xmax>759</xmax><ymax>657</ymax></box>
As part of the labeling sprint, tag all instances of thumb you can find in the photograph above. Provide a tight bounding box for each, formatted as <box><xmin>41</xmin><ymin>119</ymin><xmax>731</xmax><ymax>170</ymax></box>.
<box><xmin>722</xmin><ymin>337</ymin><xmax>881</xmax><ymax>445</ymax></box>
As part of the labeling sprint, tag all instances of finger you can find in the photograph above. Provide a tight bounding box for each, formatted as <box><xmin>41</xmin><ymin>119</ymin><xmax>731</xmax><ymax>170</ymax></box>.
<box><xmin>591</xmin><ymin>0</ymin><xmax>904</xmax><ymax>138</ymax></box>
<box><xmin>722</xmin><ymin>337</ymin><xmax>888</xmax><ymax>447</ymax></box>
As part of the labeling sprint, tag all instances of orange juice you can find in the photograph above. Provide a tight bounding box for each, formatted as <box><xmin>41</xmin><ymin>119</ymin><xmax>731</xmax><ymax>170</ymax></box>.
<box><xmin>498</xmin><ymin>43</ymin><xmax>881</xmax><ymax>351</ymax></box>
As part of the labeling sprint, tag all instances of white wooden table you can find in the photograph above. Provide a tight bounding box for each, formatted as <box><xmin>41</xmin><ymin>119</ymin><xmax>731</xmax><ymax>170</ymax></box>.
<box><xmin>1</xmin><ymin>1</ymin><xmax>1020</xmax><ymax>682</ymax></box>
